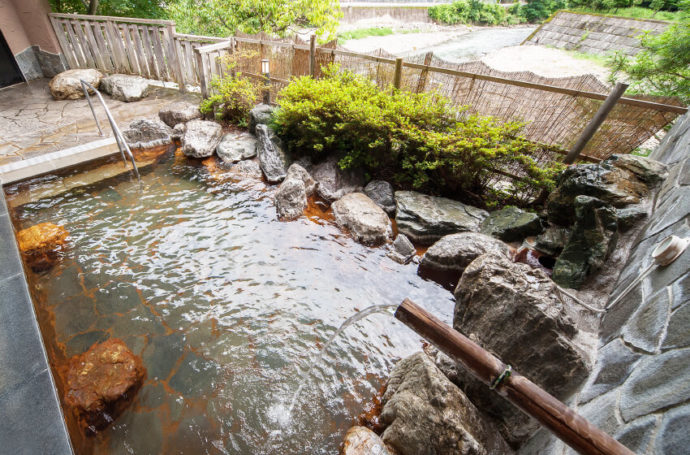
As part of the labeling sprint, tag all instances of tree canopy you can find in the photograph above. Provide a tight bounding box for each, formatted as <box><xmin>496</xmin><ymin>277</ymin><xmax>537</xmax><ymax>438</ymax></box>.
<box><xmin>49</xmin><ymin>0</ymin><xmax>165</xmax><ymax>17</ymax></box>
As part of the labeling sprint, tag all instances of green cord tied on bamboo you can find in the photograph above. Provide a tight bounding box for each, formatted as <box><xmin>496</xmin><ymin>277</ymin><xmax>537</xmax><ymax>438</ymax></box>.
<box><xmin>489</xmin><ymin>365</ymin><xmax>512</xmax><ymax>390</ymax></box>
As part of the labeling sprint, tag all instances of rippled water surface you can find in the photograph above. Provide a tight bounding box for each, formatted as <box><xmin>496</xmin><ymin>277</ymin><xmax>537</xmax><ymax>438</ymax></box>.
<box><xmin>8</xmin><ymin>151</ymin><xmax>454</xmax><ymax>454</ymax></box>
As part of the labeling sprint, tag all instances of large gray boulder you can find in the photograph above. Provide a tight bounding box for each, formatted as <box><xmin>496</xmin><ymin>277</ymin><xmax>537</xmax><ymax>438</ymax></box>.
<box><xmin>122</xmin><ymin>119</ymin><xmax>173</xmax><ymax>149</ymax></box>
<box><xmin>311</xmin><ymin>156</ymin><xmax>366</xmax><ymax>203</ymax></box>
<box><xmin>181</xmin><ymin>119</ymin><xmax>223</xmax><ymax>158</ymax></box>
<box><xmin>249</xmin><ymin>104</ymin><xmax>274</xmax><ymax>135</ymax></box>
<box><xmin>420</xmin><ymin>232</ymin><xmax>510</xmax><ymax>274</ymax></box>
<box><xmin>380</xmin><ymin>352</ymin><xmax>513</xmax><ymax>455</ymax></box>
<box><xmin>100</xmin><ymin>74</ymin><xmax>150</xmax><ymax>102</ymax></box>
<box><xmin>394</xmin><ymin>191</ymin><xmax>488</xmax><ymax>245</ymax></box>
<box><xmin>452</xmin><ymin>252</ymin><xmax>592</xmax><ymax>445</ymax></box>
<box><xmin>342</xmin><ymin>426</ymin><xmax>392</xmax><ymax>455</ymax></box>
<box><xmin>159</xmin><ymin>102</ymin><xmax>202</xmax><ymax>127</ymax></box>
<box><xmin>364</xmin><ymin>180</ymin><xmax>396</xmax><ymax>216</ymax></box>
<box><xmin>216</xmin><ymin>131</ymin><xmax>257</xmax><ymax>164</ymax></box>
<box><xmin>274</xmin><ymin>164</ymin><xmax>316</xmax><ymax>220</ymax></box>
<box><xmin>332</xmin><ymin>193</ymin><xmax>392</xmax><ymax>246</ymax></box>
<box><xmin>552</xmin><ymin>196</ymin><xmax>618</xmax><ymax>289</ymax></box>
<box><xmin>255</xmin><ymin>124</ymin><xmax>291</xmax><ymax>183</ymax></box>
<box><xmin>49</xmin><ymin>69</ymin><xmax>103</xmax><ymax>100</ymax></box>
<box><xmin>480</xmin><ymin>206</ymin><xmax>542</xmax><ymax>242</ymax></box>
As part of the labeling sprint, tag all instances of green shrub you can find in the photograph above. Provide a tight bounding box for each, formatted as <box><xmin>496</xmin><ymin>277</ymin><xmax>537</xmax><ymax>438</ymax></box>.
<box><xmin>515</xmin><ymin>0</ymin><xmax>568</xmax><ymax>22</ymax></box>
<box><xmin>429</xmin><ymin>0</ymin><xmax>510</xmax><ymax>25</ymax></box>
<box><xmin>273</xmin><ymin>65</ymin><xmax>564</xmax><ymax>207</ymax></box>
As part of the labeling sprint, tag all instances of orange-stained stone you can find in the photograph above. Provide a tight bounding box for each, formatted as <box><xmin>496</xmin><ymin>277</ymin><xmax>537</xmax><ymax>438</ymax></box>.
<box><xmin>63</xmin><ymin>338</ymin><xmax>146</xmax><ymax>434</ymax></box>
<box><xmin>16</xmin><ymin>222</ymin><xmax>69</xmax><ymax>271</ymax></box>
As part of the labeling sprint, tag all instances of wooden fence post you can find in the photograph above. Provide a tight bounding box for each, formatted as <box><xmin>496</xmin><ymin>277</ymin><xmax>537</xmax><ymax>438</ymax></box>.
<box><xmin>564</xmin><ymin>82</ymin><xmax>629</xmax><ymax>164</ymax></box>
<box><xmin>393</xmin><ymin>57</ymin><xmax>403</xmax><ymax>90</ymax></box>
<box><xmin>416</xmin><ymin>51</ymin><xmax>433</xmax><ymax>93</ymax></box>
<box><xmin>309</xmin><ymin>34</ymin><xmax>316</xmax><ymax>77</ymax></box>
<box><xmin>166</xmin><ymin>24</ymin><xmax>186</xmax><ymax>92</ymax></box>
<box><xmin>194</xmin><ymin>47</ymin><xmax>208</xmax><ymax>98</ymax></box>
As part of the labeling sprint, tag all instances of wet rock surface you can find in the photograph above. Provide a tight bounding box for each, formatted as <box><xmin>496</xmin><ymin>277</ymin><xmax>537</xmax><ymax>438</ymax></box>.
<box><xmin>100</xmin><ymin>74</ymin><xmax>150</xmax><ymax>102</ymax></box>
<box><xmin>63</xmin><ymin>338</ymin><xmax>146</xmax><ymax>433</ymax></box>
<box><xmin>255</xmin><ymin>124</ymin><xmax>291</xmax><ymax>183</ymax></box>
<box><xmin>181</xmin><ymin>120</ymin><xmax>223</xmax><ymax>159</ymax></box>
<box><xmin>159</xmin><ymin>102</ymin><xmax>202</xmax><ymax>127</ymax></box>
<box><xmin>342</xmin><ymin>426</ymin><xmax>392</xmax><ymax>455</ymax></box>
<box><xmin>275</xmin><ymin>164</ymin><xmax>316</xmax><ymax>220</ymax></box>
<box><xmin>480</xmin><ymin>206</ymin><xmax>542</xmax><ymax>242</ymax></box>
<box><xmin>311</xmin><ymin>156</ymin><xmax>366</xmax><ymax>202</ymax></box>
<box><xmin>420</xmin><ymin>232</ymin><xmax>510</xmax><ymax>274</ymax></box>
<box><xmin>249</xmin><ymin>103</ymin><xmax>274</xmax><ymax>135</ymax></box>
<box><xmin>380</xmin><ymin>352</ymin><xmax>512</xmax><ymax>455</ymax></box>
<box><xmin>332</xmin><ymin>192</ymin><xmax>392</xmax><ymax>246</ymax></box>
<box><xmin>388</xmin><ymin>234</ymin><xmax>416</xmax><ymax>264</ymax></box>
<box><xmin>230</xmin><ymin>159</ymin><xmax>263</xmax><ymax>179</ymax></box>
<box><xmin>394</xmin><ymin>191</ymin><xmax>488</xmax><ymax>245</ymax></box>
<box><xmin>16</xmin><ymin>222</ymin><xmax>68</xmax><ymax>271</ymax></box>
<box><xmin>534</xmin><ymin>226</ymin><xmax>570</xmax><ymax>256</ymax></box>
<box><xmin>172</xmin><ymin>123</ymin><xmax>185</xmax><ymax>141</ymax></box>
<box><xmin>552</xmin><ymin>196</ymin><xmax>618</xmax><ymax>289</ymax></box>
<box><xmin>122</xmin><ymin>119</ymin><xmax>173</xmax><ymax>149</ymax></box>
<box><xmin>49</xmin><ymin>69</ymin><xmax>103</xmax><ymax>100</ymax></box>
<box><xmin>216</xmin><ymin>131</ymin><xmax>257</xmax><ymax>164</ymax></box>
<box><xmin>364</xmin><ymin>180</ymin><xmax>396</xmax><ymax>216</ymax></box>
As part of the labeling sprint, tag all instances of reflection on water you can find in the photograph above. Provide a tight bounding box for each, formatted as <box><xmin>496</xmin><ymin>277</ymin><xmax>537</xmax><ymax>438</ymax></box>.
<box><xmin>8</xmin><ymin>151</ymin><xmax>454</xmax><ymax>454</ymax></box>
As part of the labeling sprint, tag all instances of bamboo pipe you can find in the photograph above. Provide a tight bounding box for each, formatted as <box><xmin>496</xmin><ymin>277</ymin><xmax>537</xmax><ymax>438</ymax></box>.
<box><xmin>394</xmin><ymin>298</ymin><xmax>634</xmax><ymax>455</ymax></box>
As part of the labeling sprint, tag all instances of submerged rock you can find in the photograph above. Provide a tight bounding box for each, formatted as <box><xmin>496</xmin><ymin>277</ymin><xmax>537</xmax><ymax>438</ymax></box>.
<box><xmin>181</xmin><ymin>119</ymin><xmax>223</xmax><ymax>159</ymax></box>
<box><xmin>122</xmin><ymin>119</ymin><xmax>173</xmax><ymax>149</ymax></box>
<box><xmin>342</xmin><ymin>426</ymin><xmax>392</xmax><ymax>455</ymax></box>
<box><xmin>394</xmin><ymin>191</ymin><xmax>488</xmax><ymax>245</ymax></box>
<box><xmin>159</xmin><ymin>102</ymin><xmax>202</xmax><ymax>127</ymax></box>
<box><xmin>49</xmin><ymin>69</ymin><xmax>103</xmax><ymax>100</ymax></box>
<box><xmin>249</xmin><ymin>103</ymin><xmax>274</xmax><ymax>135</ymax></box>
<box><xmin>230</xmin><ymin>159</ymin><xmax>263</xmax><ymax>180</ymax></box>
<box><xmin>275</xmin><ymin>164</ymin><xmax>316</xmax><ymax>220</ymax></box>
<box><xmin>16</xmin><ymin>222</ymin><xmax>69</xmax><ymax>271</ymax></box>
<box><xmin>480</xmin><ymin>206</ymin><xmax>542</xmax><ymax>242</ymax></box>
<box><xmin>255</xmin><ymin>124</ymin><xmax>291</xmax><ymax>183</ymax></box>
<box><xmin>420</xmin><ymin>232</ymin><xmax>510</xmax><ymax>274</ymax></box>
<box><xmin>311</xmin><ymin>156</ymin><xmax>366</xmax><ymax>202</ymax></box>
<box><xmin>388</xmin><ymin>234</ymin><xmax>416</xmax><ymax>264</ymax></box>
<box><xmin>216</xmin><ymin>131</ymin><xmax>257</xmax><ymax>164</ymax></box>
<box><xmin>332</xmin><ymin>193</ymin><xmax>392</xmax><ymax>246</ymax></box>
<box><xmin>100</xmin><ymin>74</ymin><xmax>150</xmax><ymax>102</ymax></box>
<box><xmin>63</xmin><ymin>338</ymin><xmax>146</xmax><ymax>433</ymax></box>
<box><xmin>380</xmin><ymin>352</ymin><xmax>513</xmax><ymax>455</ymax></box>
<box><xmin>364</xmin><ymin>180</ymin><xmax>396</xmax><ymax>216</ymax></box>
<box><xmin>553</xmin><ymin>196</ymin><xmax>618</xmax><ymax>289</ymax></box>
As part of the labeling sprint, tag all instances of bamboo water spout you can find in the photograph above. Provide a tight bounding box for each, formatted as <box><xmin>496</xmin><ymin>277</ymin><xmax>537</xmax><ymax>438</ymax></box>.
<box><xmin>394</xmin><ymin>298</ymin><xmax>634</xmax><ymax>455</ymax></box>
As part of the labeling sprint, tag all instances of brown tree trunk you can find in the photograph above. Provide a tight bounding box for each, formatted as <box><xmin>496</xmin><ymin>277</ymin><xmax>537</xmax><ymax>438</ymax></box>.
<box><xmin>88</xmin><ymin>0</ymin><xmax>99</xmax><ymax>15</ymax></box>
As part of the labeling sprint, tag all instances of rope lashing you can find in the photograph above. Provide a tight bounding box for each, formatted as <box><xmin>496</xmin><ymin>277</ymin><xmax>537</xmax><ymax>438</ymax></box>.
<box><xmin>489</xmin><ymin>365</ymin><xmax>512</xmax><ymax>390</ymax></box>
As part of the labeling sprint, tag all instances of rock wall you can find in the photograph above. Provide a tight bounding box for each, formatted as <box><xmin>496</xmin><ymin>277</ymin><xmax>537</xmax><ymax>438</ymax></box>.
<box><xmin>523</xmin><ymin>10</ymin><xmax>669</xmax><ymax>56</ymax></box>
<box><xmin>520</xmin><ymin>114</ymin><xmax>690</xmax><ymax>454</ymax></box>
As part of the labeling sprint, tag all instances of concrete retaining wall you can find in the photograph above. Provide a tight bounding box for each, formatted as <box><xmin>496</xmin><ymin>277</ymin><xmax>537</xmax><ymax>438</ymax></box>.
<box><xmin>520</xmin><ymin>114</ymin><xmax>690</xmax><ymax>454</ymax></box>
<box><xmin>523</xmin><ymin>10</ymin><xmax>670</xmax><ymax>55</ymax></box>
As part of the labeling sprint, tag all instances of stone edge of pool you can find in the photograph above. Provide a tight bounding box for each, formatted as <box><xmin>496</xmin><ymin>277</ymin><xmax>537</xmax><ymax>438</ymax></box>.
<box><xmin>0</xmin><ymin>185</ymin><xmax>74</xmax><ymax>453</ymax></box>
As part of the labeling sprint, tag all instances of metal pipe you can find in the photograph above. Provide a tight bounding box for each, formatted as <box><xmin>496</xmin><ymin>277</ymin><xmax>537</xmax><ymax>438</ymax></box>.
<box><xmin>394</xmin><ymin>298</ymin><xmax>635</xmax><ymax>455</ymax></box>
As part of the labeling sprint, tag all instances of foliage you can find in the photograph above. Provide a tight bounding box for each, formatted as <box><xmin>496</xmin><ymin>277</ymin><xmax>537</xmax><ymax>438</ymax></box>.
<box><xmin>272</xmin><ymin>65</ymin><xmax>563</xmax><ymax>207</ymax></box>
<box><xmin>512</xmin><ymin>0</ymin><xmax>568</xmax><ymax>22</ymax></box>
<box><xmin>199</xmin><ymin>52</ymin><xmax>260</xmax><ymax>126</ymax></box>
<box><xmin>608</xmin><ymin>0</ymin><xmax>690</xmax><ymax>103</ymax></box>
<box><xmin>567</xmin><ymin>5</ymin><xmax>684</xmax><ymax>19</ymax></box>
<box><xmin>49</xmin><ymin>0</ymin><xmax>165</xmax><ymax>17</ymax></box>
<box><xmin>167</xmin><ymin>0</ymin><xmax>342</xmax><ymax>41</ymax></box>
<box><xmin>428</xmin><ymin>0</ymin><xmax>510</xmax><ymax>25</ymax></box>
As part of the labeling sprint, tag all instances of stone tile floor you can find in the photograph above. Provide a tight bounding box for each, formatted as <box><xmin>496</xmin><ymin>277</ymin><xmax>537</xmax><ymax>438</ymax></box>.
<box><xmin>0</xmin><ymin>79</ymin><xmax>199</xmax><ymax>166</ymax></box>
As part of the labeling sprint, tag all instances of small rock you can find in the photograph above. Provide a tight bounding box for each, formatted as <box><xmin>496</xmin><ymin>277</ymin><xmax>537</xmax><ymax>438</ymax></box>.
<box><xmin>610</xmin><ymin>154</ymin><xmax>668</xmax><ymax>185</ymax></box>
<box><xmin>274</xmin><ymin>164</ymin><xmax>315</xmax><ymax>220</ymax></box>
<box><xmin>249</xmin><ymin>104</ymin><xmax>274</xmax><ymax>135</ymax></box>
<box><xmin>394</xmin><ymin>191</ymin><xmax>488</xmax><ymax>245</ymax></box>
<box><xmin>255</xmin><ymin>124</ymin><xmax>291</xmax><ymax>183</ymax></box>
<box><xmin>420</xmin><ymin>232</ymin><xmax>511</xmax><ymax>274</ymax></box>
<box><xmin>172</xmin><ymin>123</ymin><xmax>185</xmax><ymax>141</ymax></box>
<box><xmin>159</xmin><ymin>102</ymin><xmax>202</xmax><ymax>127</ymax></box>
<box><xmin>480</xmin><ymin>205</ymin><xmax>543</xmax><ymax>242</ymax></box>
<box><xmin>364</xmin><ymin>180</ymin><xmax>396</xmax><ymax>216</ymax></box>
<box><xmin>49</xmin><ymin>69</ymin><xmax>103</xmax><ymax>100</ymax></box>
<box><xmin>380</xmin><ymin>353</ymin><xmax>513</xmax><ymax>455</ymax></box>
<box><xmin>230</xmin><ymin>159</ymin><xmax>263</xmax><ymax>179</ymax></box>
<box><xmin>311</xmin><ymin>156</ymin><xmax>366</xmax><ymax>202</ymax></box>
<box><xmin>342</xmin><ymin>426</ymin><xmax>392</xmax><ymax>455</ymax></box>
<box><xmin>552</xmin><ymin>196</ymin><xmax>618</xmax><ymax>289</ymax></box>
<box><xmin>122</xmin><ymin>119</ymin><xmax>173</xmax><ymax>149</ymax></box>
<box><xmin>615</xmin><ymin>205</ymin><xmax>648</xmax><ymax>231</ymax></box>
<box><xmin>16</xmin><ymin>222</ymin><xmax>69</xmax><ymax>271</ymax></box>
<box><xmin>100</xmin><ymin>74</ymin><xmax>150</xmax><ymax>102</ymax></box>
<box><xmin>181</xmin><ymin>119</ymin><xmax>223</xmax><ymax>159</ymax></box>
<box><xmin>63</xmin><ymin>338</ymin><xmax>146</xmax><ymax>432</ymax></box>
<box><xmin>216</xmin><ymin>131</ymin><xmax>257</xmax><ymax>164</ymax></box>
<box><xmin>332</xmin><ymin>193</ymin><xmax>392</xmax><ymax>246</ymax></box>
<box><xmin>388</xmin><ymin>234</ymin><xmax>416</xmax><ymax>264</ymax></box>
<box><xmin>534</xmin><ymin>226</ymin><xmax>570</xmax><ymax>256</ymax></box>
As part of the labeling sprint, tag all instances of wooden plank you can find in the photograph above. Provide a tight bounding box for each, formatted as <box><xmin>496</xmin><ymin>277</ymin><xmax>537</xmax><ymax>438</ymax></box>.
<box><xmin>165</xmin><ymin>24</ymin><xmax>185</xmax><ymax>89</ymax></box>
<box><xmin>140</xmin><ymin>26</ymin><xmax>159</xmax><ymax>80</ymax></box>
<box><xmin>103</xmin><ymin>21</ymin><xmax>126</xmax><ymax>72</ymax></box>
<box><xmin>182</xmin><ymin>41</ymin><xmax>195</xmax><ymax>84</ymax></box>
<box><xmin>120</xmin><ymin>24</ymin><xmax>140</xmax><ymax>75</ymax></box>
<box><xmin>49</xmin><ymin>17</ymin><xmax>78</xmax><ymax>69</ymax></box>
<box><xmin>416</xmin><ymin>52</ymin><xmax>433</xmax><ymax>93</ymax></box>
<box><xmin>195</xmin><ymin>40</ymin><xmax>233</xmax><ymax>53</ymax></box>
<box><xmin>71</xmin><ymin>20</ymin><xmax>96</xmax><ymax>68</ymax></box>
<box><xmin>173</xmin><ymin>32</ymin><xmax>227</xmax><ymax>42</ymax></box>
<box><xmin>49</xmin><ymin>12</ymin><xmax>174</xmax><ymax>26</ymax></box>
<box><xmin>309</xmin><ymin>35</ymin><xmax>316</xmax><ymax>77</ymax></box>
<box><xmin>129</xmin><ymin>25</ymin><xmax>149</xmax><ymax>78</ymax></box>
<box><xmin>82</xmin><ymin>20</ymin><xmax>107</xmax><ymax>71</ymax></box>
<box><xmin>195</xmin><ymin>48</ymin><xmax>208</xmax><ymax>98</ymax></box>
<box><xmin>92</xmin><ymin>23</ymin><xmax>114</xmax><ymax>72</ymax></box>
<box><xmin>111</xmin><ymin>22</ymin><xmax>132</xmax><ymax>73</ymax></box>
<box><xmin>393</xmin><ymin>57</ymin><xmax>403</xmax><ymax>89</ymax></box>
<box><xmin>64</xmin><ymin>20</ymin><xmax>87</xmax><ymax>67</ymax></box>
<box><xmin>149</xmin><ymin>26</ymin><xmax>169</xmax><ymax>80</ymax></box>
